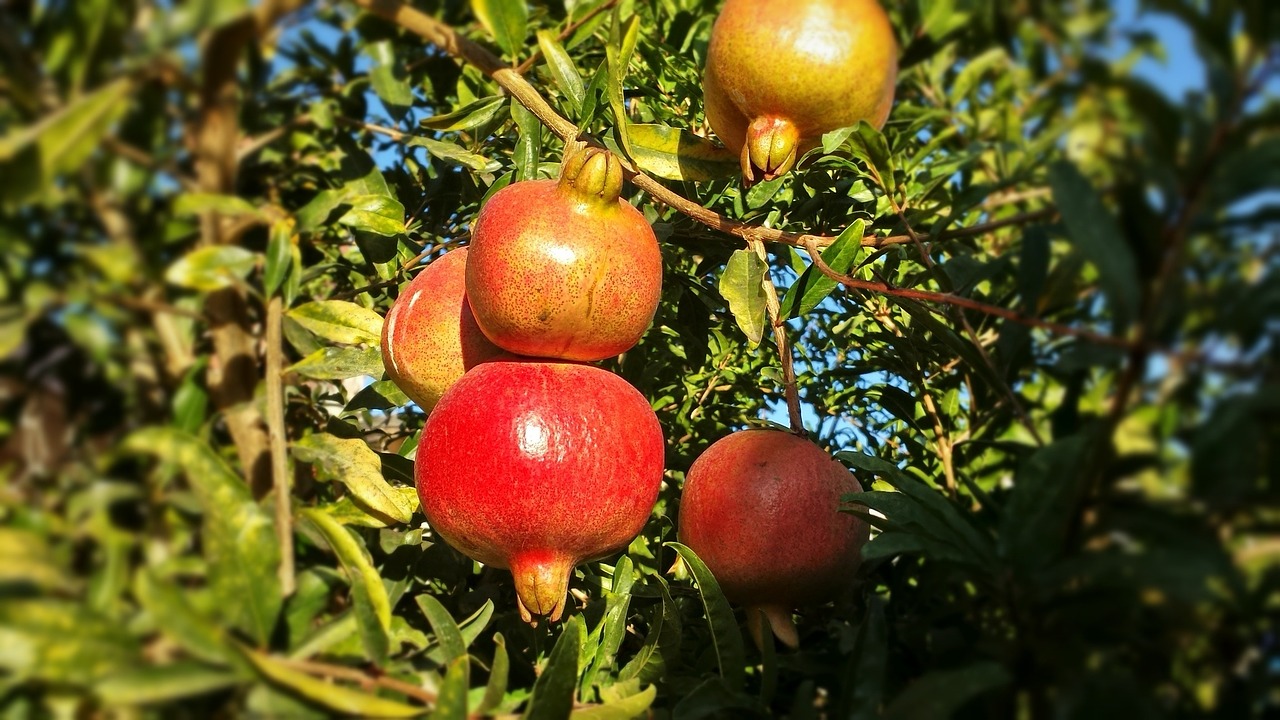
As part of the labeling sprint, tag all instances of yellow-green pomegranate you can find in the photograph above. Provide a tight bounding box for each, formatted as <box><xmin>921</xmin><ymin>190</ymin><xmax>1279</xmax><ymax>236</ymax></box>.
<box><xmin>703</xmin><ymin>0</ymin><xmax>898</xmax><ymax>184</ymax></box>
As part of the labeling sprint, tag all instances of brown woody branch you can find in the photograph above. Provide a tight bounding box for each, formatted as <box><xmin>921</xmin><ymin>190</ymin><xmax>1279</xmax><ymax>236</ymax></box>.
<box><xmin>351</xmin><ymin>0</ymin><xmax>1053</xmax><ymax>253</ymax></box>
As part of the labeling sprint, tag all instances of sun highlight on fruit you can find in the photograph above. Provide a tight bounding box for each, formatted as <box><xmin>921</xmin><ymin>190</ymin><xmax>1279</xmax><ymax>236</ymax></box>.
<box><xmin>380</xmin><ymin>248</ymin><xmax>506</xmax><ymax>412</ymax></box>
<box><xmin>465</xmin><ymin>147</ymin><xmax>663</xmax><ymax>361</ymax></box>
<box><xmin>703</xmin><ymin>0</ymin><xmax>898</xmax><ymax>184</ymax></box>
<box><xmin>416</xmin><ymin>360</ymin><xmax>665</xmax><ymax>624</ymax></box>
<box><xmin>677</xmin><ymin>429</ymin><xmax>869</xmax><ymax>648</ymax></box>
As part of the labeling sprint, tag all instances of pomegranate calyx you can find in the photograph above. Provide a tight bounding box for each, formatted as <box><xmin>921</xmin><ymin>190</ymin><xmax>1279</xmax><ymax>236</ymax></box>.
<box><xmin>558</xmin><ymin>146</ymin><xmax>624</xmax><ymax>207</ymax></box>
<box><xmin>745</xmin><ymin>603</ymin><xmax>800</xmax><ymax>650</ymax></box>
<box><xmin>510</xmin><ymin>552</ymin><xmax>575</xmax><ymax>626</ymax></box>
<box><xmin>743</xmin><ymin>117</ymin><xmax>800</xmax><ymax>186</ymax></box>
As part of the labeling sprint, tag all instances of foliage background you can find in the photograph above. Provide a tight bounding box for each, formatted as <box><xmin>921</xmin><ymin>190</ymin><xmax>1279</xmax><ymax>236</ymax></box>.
<box><xmin>1</xmin><ymin>0</ymin><xmax>1277</xmax><ymax>717</ymax></box>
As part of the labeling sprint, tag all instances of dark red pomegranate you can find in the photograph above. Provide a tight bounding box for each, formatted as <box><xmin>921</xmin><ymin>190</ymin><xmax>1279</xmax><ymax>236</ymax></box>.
<box><xmin>416</xmin><ymin>360</ymin><xmax>665</xmax><ymax>623</ymax></box>
<box><xmin>678</xmin><ymin>429</ymin><xmax>869</xmax><ymax>647</ymax></box>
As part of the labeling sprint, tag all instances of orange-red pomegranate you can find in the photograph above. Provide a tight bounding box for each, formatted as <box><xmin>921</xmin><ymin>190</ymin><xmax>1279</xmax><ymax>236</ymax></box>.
<box><xmin>381</xmin><ymin>248</ymin><xmax>505</xmax><ymax>412</ymax></box>
<box><xmin>678</xmin><ymin>429</ymin><xmax>869</xmax><ymax>647</ymax></box>
<box><xmin>416</xmin><ymin>360</ymin><xmax>665</xmax><ymax>623</ymax></box>
<box><xmin>703</xmin><ymin>0</ymin><xmax>898</xmax><ymax>183</ymax></box>
<box><xmin>465</xmin><ymin>148</ymin><xmax>663</xmax><ymax>361</ymax></box>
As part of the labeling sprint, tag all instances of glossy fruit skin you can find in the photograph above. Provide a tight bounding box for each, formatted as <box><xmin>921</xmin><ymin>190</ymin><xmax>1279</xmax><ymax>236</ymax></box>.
<box><xmin>416</xmin><ymin>360</ymin><xmax>665</xmax><ymax>623</ymax></box>
<box><xmin>678</xmin><ymin>430</ymin><xmax>868</xmax><ymax>646</ymax></box>
<box><xmin>465</xmin><ymin>169</ymin><xmax>663</xmax><ymax>362</ymax></box>
<box><xmin>381</xmin><ymin>248</ymin><xmax>506</xmax><ymax>412</ymax></box>
<box><xmin>704</xmin><ymin>0</ymin><xmax>898</xmax><ymax>182</ymax></box>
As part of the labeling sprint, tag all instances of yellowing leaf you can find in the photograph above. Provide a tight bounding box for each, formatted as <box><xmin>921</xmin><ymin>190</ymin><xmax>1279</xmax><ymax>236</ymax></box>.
<box><xmin>293</xmin><ymin>433</ymin><xmax>415</xmax><ymax>524</ymax></box>
<box><xmin>287</xmin><ymin>301</ymin><xmax>383</xmax><ymax>345</ymax></box>
<box><xmin>628</xmin><ymin>124</ymin><xmax>737</xmax><ymax>182</ymax></box>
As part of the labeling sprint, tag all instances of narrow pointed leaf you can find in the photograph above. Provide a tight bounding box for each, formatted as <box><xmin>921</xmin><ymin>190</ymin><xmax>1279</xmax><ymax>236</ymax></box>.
<box><xmin>525</xmin><ymin>616</ymin><xmax>583</xmax><ymax>720</ymax></box>
<box><xmin>668</xmin><ymin>542</ymin><xmax>745</xmax><ymax>691</ymax></box>
<box><xmin>241</xmin><ymin>648</ymin><xmax>425</xmax><ymax>717</ymax></box>
<box><xmin>299</xmin><ymin>508</ymin><xmax>392</xmax><ymax>664</ymax></box>
<box><xmin>287</xmin><ymin>301</ymin><xmax>383</xmax><ymax>345</ymax></box>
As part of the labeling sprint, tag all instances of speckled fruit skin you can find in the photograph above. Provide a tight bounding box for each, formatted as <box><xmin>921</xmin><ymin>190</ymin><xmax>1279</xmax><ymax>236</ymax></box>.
<box><xmin>380</xmin><ymin>248</ymin><xmax>506</xmax><ymax>412</ymax></box>
<box><xmin>678</xmin><ymin>429</ymin><xmax>869</xmax><ymax>647</ymax></box>
<box><xmin>416</xmin><ymin>360</ymin><xmax>665</xmax><ymax>624</ymax></box>
<box><xmin>704</xmin><ymin>0</ymin><xmax>898</xmax><ymax>182</ymax></box>
<box><xmin>465</xmin><ymin>177</ymin><xmax>663</xmax><ymax>361</ymax></box>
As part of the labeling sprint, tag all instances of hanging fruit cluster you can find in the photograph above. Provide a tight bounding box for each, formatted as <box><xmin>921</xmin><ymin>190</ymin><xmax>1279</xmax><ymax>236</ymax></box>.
<box><xmin>382</xmin><ymin>0</ymin><xmax>898</xmax><ymax>642</ymax></box>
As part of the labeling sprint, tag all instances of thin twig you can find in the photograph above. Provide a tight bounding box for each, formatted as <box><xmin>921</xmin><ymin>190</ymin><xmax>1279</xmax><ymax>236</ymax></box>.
<box><xmin>751</xmin><ymin>239</ymin><xmax>804</xmax><ymax>434</ymax></box>
<box><xmin>266</xmin><ymin>296</ymin><xmax>296</xmax><ymax>596</ymax></box>
<box><xmin>801</xmin><ymin>237</ymin><xmax>1130</xmax><ymax>349</ymax></box>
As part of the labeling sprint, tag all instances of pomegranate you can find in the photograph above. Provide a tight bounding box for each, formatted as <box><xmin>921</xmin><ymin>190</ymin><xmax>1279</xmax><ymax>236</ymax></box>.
<box><xmin>703</xmin><ymin>0</ymin><xmax>898</xmax><ymax>184</ymax></box>
<box><xmin>416</xmin><ymin>360</ymin><xmax>665</xmax><ymax>623</ymax></box>
<box><xmin>381</xmin><ymin>248</ymin><xmax>506</xmax><ymax>412</ymax></box>
<box><xmin>465</xmin><ymin>147</ymin><xmax>663</xmax><ymax>361</ymax></box>
<box><xmin>677</xmin><ymin>429</ymin><xmax>869</xmax><ymax>647</ymax></box>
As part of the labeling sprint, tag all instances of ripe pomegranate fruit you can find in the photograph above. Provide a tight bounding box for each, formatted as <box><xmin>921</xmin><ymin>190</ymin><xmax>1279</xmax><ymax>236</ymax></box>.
<box><xmin>381</xmin><ymin>248</ymin><xmax>506</xmax><ymax>412</ymax></box>
<box><xmin>703</xmin><ymin>0</ymin><xmax>898</xmax><ymax>184</ymax></box>
<box><xmin>465</xmin><ymin>147</ymin><xmax>663</xmax><ymax>361</ymax></box>
<box><xmin>677</xmin><ymin>429</ymin><xmax>869</xmax><ymax>648</ymax></box>
<box><xmin>416</xmin><ymin>360</ymin><xmax>665</xmax><ymax>624</ymax></box>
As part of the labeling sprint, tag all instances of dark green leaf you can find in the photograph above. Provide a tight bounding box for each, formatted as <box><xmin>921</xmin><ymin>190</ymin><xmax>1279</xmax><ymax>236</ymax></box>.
<box><xmin>780</xmin><ymin>219</ymin><xmax>866</xmax><ymax>317</ymax></box>
<box><xmin>525</xmin><ymin>615</ymin><xmax>583</xmax><ymax>720</ymax></box>
<box><xmin>668</xmin><ymin>543</ymin><xmax>745</xmax><ymax>691</ymax></box>
<box><xmin>883</xmin><ymin>662</ymin><xmax>1010</xmax><ymax>720</ymax></box>
<box><xmin>1048</xmin><ymin>161</ymin><xmax>1140</xmax><ymax>330</ymax></box>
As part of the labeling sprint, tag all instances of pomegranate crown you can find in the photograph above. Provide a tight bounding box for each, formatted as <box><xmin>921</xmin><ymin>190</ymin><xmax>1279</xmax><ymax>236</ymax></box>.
<box><xmin>557</xmin><ymin>145</ymin><xmax>624</xmax><ymax>206</ymax></box>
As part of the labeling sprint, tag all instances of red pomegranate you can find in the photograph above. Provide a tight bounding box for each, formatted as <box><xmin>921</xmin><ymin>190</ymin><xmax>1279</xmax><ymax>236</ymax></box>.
<box><xmin>703</xmin><ymin>0</ymin><xmax>898</xmax><ymax>183</ymax></box>
<box><xmin>678</xmin><ymin>429</ymin><xmax>869</xmax><ymax>647</ymax></box>
<box><xmin>465</xmin><ymin>148</ymin><xmax>663</xmax><ymax>361</ymax></box>
<box><xmin>416</xmin><ymin>360</ymin><xmax>665</xmax><ymax>623</ymax></box>
<box><xmin>381</xmin><ymin>248</ymin><xmax>506</xmax><ymax>412</ymax></box>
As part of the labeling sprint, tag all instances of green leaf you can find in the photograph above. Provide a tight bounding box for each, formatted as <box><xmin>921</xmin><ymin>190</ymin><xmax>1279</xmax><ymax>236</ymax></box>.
<box><xmin>406</xmin><ymin>135</ymin><xmax>501</xmax><ymax>173</ymax></box>
<box><xmin>471</xmin><ymin>0</ymin><xmax>528</xmax><ymax>58</ymax></box>
<box><xmin>667</xmin><ymin>543</ymin><xmax>745</xmax><ymax>691</ymax></box>
<box><xmin>293</xmin><ymin>433</ymin><xmax>415</xmax><ymax>525</ymax></box>
<box><xmin>883</xmin><ymin>662</ymin><xmax>1010</xmax><ymax>720</ymax></box>
<box><xmin>582</xmin><ymin>556</ymin><xmax>634</xmax><ymax>690</ymax></box>
<box><xmin>841</xmin><ymin>597</ymin><xmax>887</xmax><ymax>720</ymax></box>
<box><xmin>264</xmin><ymin>220</ymin><xmax>294</xmax><ymax>297</ymax></box>
<box><xmin>1048</xmin><ymin>161</ymin><xmax>1139</xmax><ymax>330</ymax></box>
<box><xmin>477</xmin><ymin>633</ymin><xmax>510</xmax><ymax>715</ymax></box>
<box><xmin>511</xmin><ymin>101</ymin><xmax>542</xmax><ymax>182</ymax></box>
<box><xmin>299</xmin><ymin>508</ymin><xmax>392</xmax><ymax>664</ymax></box>
<box><xmin>415</xmin><ymin>594</ymin><xmax>467</xmax><ymax>665</ymax></box>
<box><xmin>123</xmin><ymin>428</ymin><xmax>282</xmax><ymax>645</ymax></box>
<box><xmin>338</xmin><ymin>193</ymin><xmax>406</xmax><ymax>236</ymax></box>
<box><xmin>780</xmin><ymin>219</ymin><xmax>866</xmax><ymax>318</ymax></box>
<box><xmin>0</xmin><ymin>600</ymin><xmax>139</xmax><ymax>685</ymax></box>
<box><xmin>847</xmin><ymin>122</ymin><xmax>894</xmax><ymax>185</ymax></box>
<box><xmin>537</xmin><ymin>30</ymin><xmax>585</xmax><ymax>115</ymax></box>
<box><xmin>998</xmin><ymin>435</ymin><xmax>1091</xmax><ymax>571</ymax></box>
<box><xmin>164</xmin><ymin>246</ymin><xmax>258</xmax><ymax>292</ymax></box>
<box><xmin>289</xmin><ymin>346</ymin><xmax>384</xmax><ymax>380</ymax></box>
<box><xmin>368</xmin><ymin>40</ymin><xmax>414</xmax><ymax>112</ymax></box>
<box><xmin>287</xmin><ymin>300</ymin><xmax>383</xmax><ymax>345</ymax></box>
<box><xmin>172</xmin><ymin>192</ymin><xmax>264</xmax><ymax>220</ymax></box>
<box><xmin>525</xmin><ymin>616</ymin><xmax>583</xmax><ymax>720</ymax></box>
<box><xmin>241</xmin><ymin>647</ymin><xmax>425</xmax><ymax>717</ymax></box>
<box><xmin>570</xmin><ymin>684</ymin><xmax>657</xmax><ymax>719</ymax></box>
<box><xmin>134</xmin><ymin>570</ymin><xmax>229</xmax><ymax>666</ymax></box>
<box><xmin>434</xmin><ymin>656</ymin><xmax>471</xmax><ymax>720</ymax></box>
<box><xmin>605</xmin><ymin>13</ymin><xmax>641</xmax><ymax>158</ymax></box>
<box><xmin>719</xmin><ymin>249</ymin><xmax>768</xmax><ymax>346</ymax></box>
<box><xmin>96</xmin><ymin>663</ymin><xmax>241</xmax><ymax>707</ymax></box>
<box><xmin>626</xmin><ymin>124</ymin><xmax>738</xmax><ymax>182</ymax></box>
<box><xmin>0</xmin><ymin>77</ymin><xmax>133</xmax><ymax>204</ymax></box>
<box><xmin>419</xmin><ymin>96</ymin><xmax>508</xmax><ymax>132</ymax></box>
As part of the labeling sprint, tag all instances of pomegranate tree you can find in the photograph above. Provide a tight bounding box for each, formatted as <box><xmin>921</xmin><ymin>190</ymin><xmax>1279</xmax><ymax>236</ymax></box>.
<box><xmin>464</xmin><ymin>147</ymin><xmax>663</xmax><ymax>361</ymax></box>
<box><xmin>703</xmin><ymin>0</ymin><xmax>898</xmax><ymax>183</ymax></box>
<box><xmin>416</xmin><ymin>360</ymin><xmax>665</xmax><ymax>623</ymax></box>
<box><xmin>678</xmin><ymin>429</ymin><xmax>869</xmax><ymax>647</ymax></box>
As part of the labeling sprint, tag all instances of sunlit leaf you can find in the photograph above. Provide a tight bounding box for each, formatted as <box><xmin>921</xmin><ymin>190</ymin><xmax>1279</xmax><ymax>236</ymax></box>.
<box><xmin>627</xmin><ymin>124</ymin><xmax>738</xmax><ymax>182</ymax></box>
<box><xmin>471</xmin><ymin>0</ymin><xmax>528</xmax><ymax>58</ymax></box>
<box><xmin>719</xmin><ymin>249</ymin><xmax>767</xmax><ymax>346</ymax></box>
<box><xmin>240</xmin><ymin>647</ymin><xmax>425</xmax><ymax>717</ymax></box>
<box><xmin>287</xmin><ymin>301</ymin><xmax>384</xmax><ymax>345</ymax></box>
<box><xmin>293</xmin><ymin>433</ymin><xmax>415</xmax><ymax>524</ymax></box>
<box><xmin>299</xmin><ymin>508</ymin><xmax>393</xmax><ymax>664</ymax></box>
<box><xmin>164</xmin><ymin>246</ymin><xmax>258</xmax><ymax>292</ymax></box>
